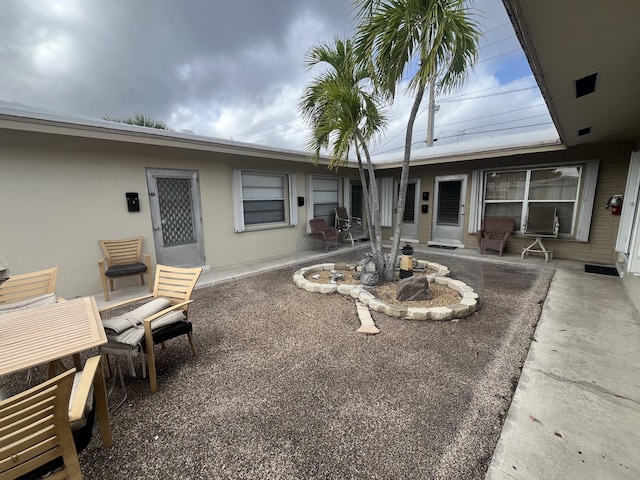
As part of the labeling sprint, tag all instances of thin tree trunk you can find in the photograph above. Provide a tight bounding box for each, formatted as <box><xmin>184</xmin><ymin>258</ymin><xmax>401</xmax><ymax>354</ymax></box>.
<box><xmin>386</xmin><ymin>83</ymin><xmax>426</xmax><ymax>280</ymax></box>
<box><xmin>354</xmin><ymin>144</ymin><xmax>374</xmax><ymax>244</ymax></box>
<box><xmin>356</xmin><ymin>130</ymin><xmax>384</xmax><ymax>275</ymax></box>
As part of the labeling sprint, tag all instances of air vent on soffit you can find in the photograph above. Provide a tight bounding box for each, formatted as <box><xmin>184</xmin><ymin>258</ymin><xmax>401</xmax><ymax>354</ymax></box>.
<box><xmin>575</xmin><ymin>72</ymin><xmax>598</xmax><ymax>98</ymax></box>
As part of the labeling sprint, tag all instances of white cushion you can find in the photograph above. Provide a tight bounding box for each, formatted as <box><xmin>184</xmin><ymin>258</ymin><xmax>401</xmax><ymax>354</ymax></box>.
<box><xmin>69</xmin><ymin>371</ymin><xmax>94</xmax><ymax>430</ymax></box>
<box><xmin>0</xmin><ymin>293</ymin><xmax>57</xmax><ymax>314</ymax></box>
<box><xmin>102</xmin><ymin>298</ymin><xmax>172</xmax><ymax>334</ymax></box>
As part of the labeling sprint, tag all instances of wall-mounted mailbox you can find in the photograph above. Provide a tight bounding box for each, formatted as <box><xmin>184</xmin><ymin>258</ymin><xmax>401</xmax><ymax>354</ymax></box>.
<box><xmin>297</xmin><ymin>196</ymin><xmax>305</xmax><ymax>207</ymax></box>
<box><xmin>422</xmin><ymin>204</ymin><xmax>428</xmax><ymax>214</ymax></box>
<box><xmin>126</xmin><ymin>192</ymin><xmax>140</xmax><ymax>212</ymax></box>
<box><xmin>422</xmin><ymin>192</ymin><xmax>429</xmax><ymax>201</ymax></box>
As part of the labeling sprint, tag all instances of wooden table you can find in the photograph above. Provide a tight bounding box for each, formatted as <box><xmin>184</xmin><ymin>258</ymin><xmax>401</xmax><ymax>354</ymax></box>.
<box><xmin>0</xmin><ymin>296</ymin><xmax>112</xmax><ymax>446</ymax></box>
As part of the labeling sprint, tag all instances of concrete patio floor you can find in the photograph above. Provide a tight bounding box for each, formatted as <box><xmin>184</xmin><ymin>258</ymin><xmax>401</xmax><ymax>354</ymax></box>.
<box><xmin>93</xmin><ymin>243</ymin><xmax>640</xmax><ymax>479</ymax></box>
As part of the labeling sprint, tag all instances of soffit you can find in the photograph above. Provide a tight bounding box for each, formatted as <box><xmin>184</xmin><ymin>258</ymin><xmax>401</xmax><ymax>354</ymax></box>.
<box><xmin>503</xmin><ymin>0</ymin><xmax>640</xmax><ymax>147</ymax></box>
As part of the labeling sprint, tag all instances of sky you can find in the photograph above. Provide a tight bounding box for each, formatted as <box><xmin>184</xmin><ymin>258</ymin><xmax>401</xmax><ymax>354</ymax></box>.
<box><xmin>0</xmin><ymin>0</ymin><xmax>558</xmax><ymax>157</ymax></box>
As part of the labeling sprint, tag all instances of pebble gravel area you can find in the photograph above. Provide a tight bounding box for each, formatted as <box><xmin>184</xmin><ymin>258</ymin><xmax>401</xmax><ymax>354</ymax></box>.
<box><xmin>305</xmin><ymin>270</ymin><xmax>463</xmax><ymax>308</ymax></box>
<box><xmin>3</xmin><ymin>251</ymin><xmax>554</xmax><ymax>480</ymax></box>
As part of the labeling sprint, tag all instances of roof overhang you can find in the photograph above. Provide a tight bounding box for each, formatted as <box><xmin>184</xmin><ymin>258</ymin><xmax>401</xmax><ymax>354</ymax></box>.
<box><xmin>502</xmin><ymin>0</ymin><xmax>640</xmax><ymax>147</ymax></box>
<box><xmin>0</xmin><ymin>102</ymin><xmax>335</xmax><ymax>167</ymax></box>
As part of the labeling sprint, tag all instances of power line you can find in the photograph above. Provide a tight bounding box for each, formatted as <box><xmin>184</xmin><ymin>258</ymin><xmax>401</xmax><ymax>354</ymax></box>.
<box><xmin>370</xmin><ymin>104</ymin><xmax>547</xmax><ymax>153</ymax></box>
<box><xmin>373</xmin><ymin>121</ymin><xmax>554</xmax><ymax>155</ymax></box>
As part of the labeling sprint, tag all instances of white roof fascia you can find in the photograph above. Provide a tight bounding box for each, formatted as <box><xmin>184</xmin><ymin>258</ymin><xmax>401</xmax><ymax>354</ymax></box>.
<box><xmin>372</xmin><ymin>130</ymin><xmax>564</xmax><ymax>170</ymax></box>
<box><xmin>0</xmin><ymin>102</ymin><xmax>348</xmax><ymax>168</ymax></box>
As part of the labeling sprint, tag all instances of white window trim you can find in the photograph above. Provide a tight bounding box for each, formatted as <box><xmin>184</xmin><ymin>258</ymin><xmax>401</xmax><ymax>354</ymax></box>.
<box><xmin>232</xmin><ymin>169</ymin><xmax>297</xmax><ymax>233</ymax></box>
<box><xmin>468</xmin><ymin>160</ymin><xmax>599</xmax><ymax>241</ymax></box>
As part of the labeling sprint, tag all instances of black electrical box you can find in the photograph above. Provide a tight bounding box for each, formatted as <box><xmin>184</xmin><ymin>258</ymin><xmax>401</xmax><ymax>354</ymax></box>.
<box><xmin>126</xmin><ymin>192</ymin><xmax>140</xmax><ymax>212</ymax></box>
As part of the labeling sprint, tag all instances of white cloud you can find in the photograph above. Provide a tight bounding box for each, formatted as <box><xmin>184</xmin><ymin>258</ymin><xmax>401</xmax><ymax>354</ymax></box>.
<box><xmin>0</xmin><ymin>0</ymin><xmax>556</xmax><ymax>156</ymax></box>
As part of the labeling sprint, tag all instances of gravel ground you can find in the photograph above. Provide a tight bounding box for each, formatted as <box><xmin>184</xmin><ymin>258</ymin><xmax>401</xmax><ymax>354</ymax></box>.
<box><xmin>4</xmin><ymin>251</ymin><xmax>554</xmax><ymax>479</ymax></box>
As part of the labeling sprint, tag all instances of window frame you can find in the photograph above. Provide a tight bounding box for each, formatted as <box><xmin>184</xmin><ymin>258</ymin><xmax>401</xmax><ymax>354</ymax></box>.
<box><xmin>232</xmin><ymin>169</ymin><xmax>298</xmax><ymax>232</ymax></box>
<box><xmin>469</xmin><ymin>160</ymin><xmax>599</xmax><ymax>242</ymax></box>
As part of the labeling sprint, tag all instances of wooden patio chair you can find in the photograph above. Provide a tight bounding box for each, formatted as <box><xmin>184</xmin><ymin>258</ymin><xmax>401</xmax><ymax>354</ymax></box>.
<box><xmin>99</xmin><ymin>264</ymin><xmax>203</xmax><ymax>392</ymax></box>
<box><xmin>476</xmin><ymin>217</ymin><xmax>515</xmax><ymax>256</ymax></box>
<box><xmin>309</xmin><ymin>218</ymin><xmax>340</xmax><ymax>252</ymax></box>
<box><xmin>0</xmin><ymin>266</ymin><xmax>60</xmax><ymax>307</ymax></box>
<box><xmin>98</xmin><ymin>236</ymin><xmax>153</xmax><ymax>301</ymax></box>
<box><xmin>521</xmin><ymin>206</ymin><xmax>560</xmax><ymax>262</ymax></box>
<box><xmin>0</xmin><ymin>358</ymin><xmax>110</xmax><ymax>480</ymax></box>
<box><xmin>0</xmin><ymin>267</ymin><xmax>80</xmax><ymax>383</ymax></box>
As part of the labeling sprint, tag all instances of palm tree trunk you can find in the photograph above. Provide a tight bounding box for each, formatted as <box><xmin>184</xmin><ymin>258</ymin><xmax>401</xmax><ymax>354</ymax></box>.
<box><xmin>386</xmin><ymin>83</ymin><xmax>426</xmax><ymax>280</ymax></box>
<box><xmin>354</xmin><ymin>145</ymin><xmax>374</xmax><ymax>243</ymax></box>
<box><xmin>356</xmin><ymin>130</ymin><xmax>385</xmax><ymax>275</ymax></box>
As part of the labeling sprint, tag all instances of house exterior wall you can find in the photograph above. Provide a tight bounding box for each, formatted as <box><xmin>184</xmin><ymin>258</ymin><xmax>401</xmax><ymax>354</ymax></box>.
<box><xmin>379</xmin><ymin>141</ymin><xmax>634</xmax><ymax>264</ymax></box>
<box><xmin>0</xmin><ymin>129</ymin><xmax>354</xmax><ymax>298</ymax></box>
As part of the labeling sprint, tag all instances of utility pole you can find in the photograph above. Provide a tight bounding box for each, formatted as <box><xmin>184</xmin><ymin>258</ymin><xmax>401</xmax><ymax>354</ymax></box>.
<box><xmin>426</xmin><ymin>80</ymin><xmax>440</xmax><ymax>147</ymax></box>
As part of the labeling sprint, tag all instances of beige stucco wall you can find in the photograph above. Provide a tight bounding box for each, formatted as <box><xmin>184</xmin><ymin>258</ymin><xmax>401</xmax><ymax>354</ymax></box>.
<box><xmin>380</xmin><ymin>141</ymin><xmax>634</xmax><ymax>264</ymax></box>
<box><xmin>0</xmin><ymin>129</ymin><xmax>356</xmax><ymax>298</ymax></box>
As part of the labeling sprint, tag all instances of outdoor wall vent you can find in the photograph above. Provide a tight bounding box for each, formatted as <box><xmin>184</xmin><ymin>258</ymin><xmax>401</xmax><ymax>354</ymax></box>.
<box><xmin>574</xmin><ymin>72</ymin><xmax>598</xmax><ymax>98</ymax></box>
<box><xmin>578</xmin><ymin>127</ymin><xmax>591</xmax><ymax>136</ymax></box>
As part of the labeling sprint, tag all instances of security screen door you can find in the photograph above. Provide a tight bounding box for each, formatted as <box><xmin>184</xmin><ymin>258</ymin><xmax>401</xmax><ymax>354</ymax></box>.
<box><xmin>430</xmin><ymin>175</ymin><xmax>467</xmax><ymax>247</ymax></box>
<box><xmin>146</xmin><ymin>168</ymin><xmax>204</xmax><ymax>267</ymax></box>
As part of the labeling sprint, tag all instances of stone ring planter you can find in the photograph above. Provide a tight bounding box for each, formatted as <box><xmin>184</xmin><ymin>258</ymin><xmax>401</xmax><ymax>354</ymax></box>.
<box><xmin>293</xmin><ymin>262</ymin><xmax>479</xmax><ymax>321</ymax></box>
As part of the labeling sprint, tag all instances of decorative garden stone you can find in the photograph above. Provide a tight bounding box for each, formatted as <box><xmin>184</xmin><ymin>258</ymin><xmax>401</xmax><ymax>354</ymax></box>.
<box><xmin>396</xmin><ymin>275</ymin><xmax>432</xmax><ymax>301</ymax></box>
<box><xmin>361</xmin><ymin>272</ymin><xmax>379</xmax><ymax>286</ymax></box>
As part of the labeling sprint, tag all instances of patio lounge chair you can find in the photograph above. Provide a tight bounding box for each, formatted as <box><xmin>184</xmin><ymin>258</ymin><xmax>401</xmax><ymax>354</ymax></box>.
<box><xmin>98</xmin><ymin>237</ymin><xmax>153</xmax><ymax>302</ymax></box>
<box><xmin>100</xmin><ymin>264</ymin><xmax>203</xmax><ymax>392</ymax></box>
<box><xmin>309</xmin><ymin>218</ymin><xmax>340</xmax><ymax>252</ymax></box>
<box><xmin>476</xmin><ymin>217</ymin><xmax>515</xmax><ymax>256</ymax></box>
<box><xmin>521</xmin><ymin>206</ymin><xmax>559</xmax><ymax>262</ymax></box>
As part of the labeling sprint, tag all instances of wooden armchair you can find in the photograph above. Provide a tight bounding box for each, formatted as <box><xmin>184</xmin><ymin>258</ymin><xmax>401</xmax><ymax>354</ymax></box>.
<box><xmin>309</xmin><ymin>218</ymin><xmax>340</xmax><ymax>252</ymax></box>
<box><xmin>0</xmin><ymin>267</ymin><xmax>78</xmax><ymax>382</ymax></box>
<box><xmin>0</xmin><ymin>358</ymin><xmax>111</xmax><ymax>480</ymax></box>
<box><xmin>98</xmin><ymin>236</ymin><xmax>153</xmax><ymax>301</ymax></box>
<box><xmin>0</xmin><ymin>266</ymin><xmax>60</xmax><ymax>307</ymax></box>
<box><xmin>99</xmin><ymin>265</ymin><xmax>203</xmax><ymax>392</ymax></box>
<box><xmin>476</xmin><ymin>217</ymin><xmax>515</xmax><ymax>256</ymax></box>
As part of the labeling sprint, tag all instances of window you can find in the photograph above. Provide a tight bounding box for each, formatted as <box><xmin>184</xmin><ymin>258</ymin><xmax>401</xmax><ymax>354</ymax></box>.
<box><xmin>313</xmin><ymin>177</ymin><xmax>340</xmax><ymax>226</ymax></box>
<box><xmin>470</xmin><ymin>160</ymin><xmax>599</xmax><ymax>241</ymax></box>
<box><xmin>232</xmin><ymin>170</ymin><xmax>297</xmax><ymax>232</ymax></box>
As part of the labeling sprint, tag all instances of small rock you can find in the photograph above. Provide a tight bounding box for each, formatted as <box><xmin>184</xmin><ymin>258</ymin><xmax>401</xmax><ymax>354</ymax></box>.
<box><xmin>330</xmin><ymin>271</ymin><xmax>344</xmax><ymax>282</ymax></box>
<box><xmin>361</xmin><ymin>272</ymin><xmax>379</xmax><ymax>286</ymax></box>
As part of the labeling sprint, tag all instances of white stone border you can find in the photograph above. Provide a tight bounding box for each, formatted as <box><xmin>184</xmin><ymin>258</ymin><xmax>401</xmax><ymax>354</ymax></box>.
<box><xmin>293</xmin><ymin>263</ymin><xmax>479</xmax><ymax>321</ymax></box>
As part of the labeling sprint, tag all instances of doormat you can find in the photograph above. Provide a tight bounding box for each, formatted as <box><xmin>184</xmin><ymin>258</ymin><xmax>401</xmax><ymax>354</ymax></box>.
<box><xmin>428</xmin><ymin>245</ymin><xmax>458</xmax><ymax>250</ymax></box>
<box><xmin>584</xmin><ymin>264</ymin><xmax>619</xmax><ymax>276</ymax></box>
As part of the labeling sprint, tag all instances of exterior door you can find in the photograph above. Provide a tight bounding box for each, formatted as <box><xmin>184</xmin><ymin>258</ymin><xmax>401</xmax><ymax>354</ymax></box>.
<box><xmin>146</xmin><ymin>168</ymin><xmax>204</xmax><ymax>267</ymax></box>
<box><xmin>430</xmin><ymin>175</ymin><xmax>467</xmax><ymax>247</ymax></box>
<box><xmin>394</xmin><ymin>179</ymin><xmax>420</xmax><ymax>241</ymax></box>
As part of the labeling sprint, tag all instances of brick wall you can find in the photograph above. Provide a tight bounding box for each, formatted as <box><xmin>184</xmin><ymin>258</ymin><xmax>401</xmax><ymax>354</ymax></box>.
<box><xmin>377</xmin><ymin>140</ymin><xmax>634</xmax><ymax>265</ymax></box>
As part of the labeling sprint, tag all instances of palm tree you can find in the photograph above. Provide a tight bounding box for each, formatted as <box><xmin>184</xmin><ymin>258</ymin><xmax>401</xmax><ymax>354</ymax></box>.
<box><xmin>355</xmin><ymin>0</ymin><xmax>480</xmax><ymax>280</ymax></box>
<box><xmin>299</xmin><ymin>37</ymin><xmax>388</xmax><ymax>276</ymax></box>
<box><xmin>104</xmin><ymin>113</ymin><xmax>171</xmax><ymax>130</ymax></box>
